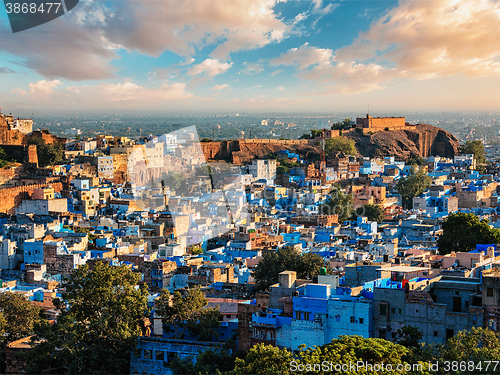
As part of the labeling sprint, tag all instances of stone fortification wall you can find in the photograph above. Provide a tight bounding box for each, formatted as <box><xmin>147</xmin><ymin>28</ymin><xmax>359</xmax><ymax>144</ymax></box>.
<box><xmin>0</xmin><ymin>182</ymin><xmax>63</xmax><ymax>214</ymax></box>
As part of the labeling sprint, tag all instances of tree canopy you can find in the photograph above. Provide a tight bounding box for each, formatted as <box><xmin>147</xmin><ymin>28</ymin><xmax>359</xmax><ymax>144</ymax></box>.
<box><xmin>155</xmin><ymin>288</ymin><xmax>221</xmax><ymax>341</ymax></box>
<box><xmin>358</xmin><ymin>204</ymin><xmax>384</xmax><ymax>223</ymax></box>
<box><xmin>252</xmin><ymin>246</ymin><xmax>330</xmax><ymax>290</ymax></box>
<box><xmin>234</xmin><ymin>343</ymin><xmax>295</xmax><ymax>375</ymax></box>
<box><xmin>27</xmin><ymin>137</ymin><xmax>64</xmax><ymax>167</ymax></box>
<box><xmin>299</xmin><ymin>129</ymin><xmax>322</xmax><ymax>139</ymax></box>
<box><xmin>324</xmin><ymin>136</ymin><xmax>357</xmax><ymax>157</ymax></box>
<box><xmin>396</xmin><ymin>166</ymin><xmax>432</xmax><ymax>209</ymax></box>
<box><xmin>330</xmin><ymin>118</ymin><xmax>352</xmax><ymax>130</ymax></box>
<box><xmin>320</xmin><ymin>185</ymin><xmax>354</xmax><ymax>224</ymax></box>
<box><xmin>0</xmin><ymin>293</ymin><xmax>42</xmax><ymax>373</ymax></box>
<box><xmin>461</xmin><ymin>140</ymin><xmax>486</xmax><ymax>165</ymax></box>
<box><xmin>26</xmin><ymin>262</ymin><xmax>149</xmax><ymax>374</ymax></box>
<box><xmin>437</xmin><ymin>212</ymin><xmax>500</xmax><ymax>255</ymax></box>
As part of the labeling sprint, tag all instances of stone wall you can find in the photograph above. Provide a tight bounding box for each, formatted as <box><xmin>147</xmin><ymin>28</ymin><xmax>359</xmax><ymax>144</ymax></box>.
<box><xmin>0</xmin><ymin>182</ymin><xmax>63</xmax><ymax>213</ymax></box>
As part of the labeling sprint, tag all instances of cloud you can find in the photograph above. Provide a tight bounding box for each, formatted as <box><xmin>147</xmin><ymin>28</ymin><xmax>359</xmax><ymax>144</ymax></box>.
<box><xmin>14</xmin><ymin>80</ymin><xmax>62</xmax><ymax>96</ymax></box>
<box><xmin>0</xmin><ymin>67</ymin><xmax>16</xmax><ymax>74</ymax></box>
<box><xmin>336</xmin><ymin>0</ymin><xmax>500</xmax><ymax>79</ymax></box>
<box><xmin>270</xmin><ymin>43</ymin><xmax>333</xmax><ymax>69</ymax></box>
<box><xmin>0</xmin><ymin>0</ymin><xmax>292</xmax><ymax>81</ymax></box>
<box><xmin>212</xmin><ymin>84</ymin><xmax>230</xmax><ymax>91</ymax></box>
<box><xmin>278</xmin><ymin>86</ymin><xmax>285</xmax><ymax>91</ymax></box>
<box><xmin>188</xmin><ymin>59</ymin><xmax>233</xmax><ymax>77</ymax></box>
<box><xmin>12</xmin><ymin>79</ymin><xmax>193</xmax><ymax>109</ymax></box>
<box><xmin>271</xmin><ymin>0</ymin><xmax>500</xmax><ymax>94</ymax></box>
<box><xmin>241</xmin><ymin>61</ymin><xmax>265</xmax><ymax>75</ymax></box>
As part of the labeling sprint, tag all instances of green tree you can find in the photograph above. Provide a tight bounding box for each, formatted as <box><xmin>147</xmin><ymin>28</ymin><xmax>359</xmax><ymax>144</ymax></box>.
<box><xmin>252</xmin><ymin>246</ymin><xmax>329</xmax><ymax>290</ymax></box>
<box><xmin>319</xmin><ymin>185</ymin><xmax>354</xmax><ymax>223</ymax></box>
<box><xmin>324</xmin><ymin>136</ymin><xmax>357</xmax><ymax>156</ymax></box>
<box><xmin>155</xmin><ymin>288</ymin><xmax>221</xmax><ymax>341</ymax></box>
<box><xmin>297</xmin><ymin>336</ymin><xmax>419</xmax><ymax>374</ymax></box>
<box><xmin>27</xmin><ymin>137</ymin><xmax>64</xmax><ymax>167</ymax></box>
<box><xmin>330</xmin><ymin>118</ymin><xmax>352</xmax><ymax>130</ymax></box>
<box><xmin>0</xmin><ymin>293</ymin><xmax>42</xmax><ymax>373</ymax></box>
<box><xmin>163</xmin><ymin>172</ymin><xmax>186</xmax><ymax>193</ymax></box>
<box><xmin>75</xmin><ymin>227</ymin><xmax>97</xmax><ymax>241</ymax></box>
<box><xmin>396</xmin><ymin>166</ymin><xmax>431</xmax><ymax>209</ymax></box>
<box><xmin>358</xmin><ymin>204</ymin><xmax>384</xmax><ymax>223</ymax></box>
<box><xmin>26</xmin><ymin>262</ymin><xmax>149</xmax><ymax>374</ymax></box>
<box><xmin>443</xmin><ymin>327</ymin><xmax>500</xmax><ymax>367</ymax></box>
<box><xmin>233</xmin><ymin>343</ymin><xmax>294</xmax><ymax>375</ymax></box>
<box><xmin>170</xmin><ymin>347</ymin><xmax>236</xmax><ymax>375</ymax></box>
<box><xmin>407</xmin><ymin>156</ymin><xmax>425</xmax><ymax>166</ymax></box>
<box><xmin>299</xmin><ymin>129</ymin><xmax>322</xmax><ymax>139</ymax></box>
<box><xmin>461</xmin><ymin>140</ymin><xmax>486</xmax><ymax>164</ymax></box>
<box><xmin>395</xmin><ymin>326</ymin><xmax>424</xmax><ymax>348</ymax></box>
<box><xmin>437</xmin><ymin>212</ymin><xmax>500</xmax><ymax>255</ymax></box>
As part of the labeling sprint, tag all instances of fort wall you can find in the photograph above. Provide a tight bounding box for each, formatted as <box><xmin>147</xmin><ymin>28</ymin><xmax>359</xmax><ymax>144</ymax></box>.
<box><xmin>0</xmin><ymin>182</ymin><xmax>63</xmax><ymax>214</ymax></box>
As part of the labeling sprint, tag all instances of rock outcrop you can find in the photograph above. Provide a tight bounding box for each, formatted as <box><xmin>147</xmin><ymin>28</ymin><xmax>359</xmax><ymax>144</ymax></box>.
<box><xmin>201</xmin><ymin>124</ymin><xmax>460</xmax><ymax>164</ymax></box>
<box><xmin>345</xmin><ymin>124</ymin><xmax>460</xmax><ymax>160</ymax></box>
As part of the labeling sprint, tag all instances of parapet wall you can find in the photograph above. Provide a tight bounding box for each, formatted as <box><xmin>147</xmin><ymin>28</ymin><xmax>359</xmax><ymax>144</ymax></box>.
<box><xmin>0</xmin><ymin>182</ymin><xmax>63</xmax><ymax>214</ymax></box>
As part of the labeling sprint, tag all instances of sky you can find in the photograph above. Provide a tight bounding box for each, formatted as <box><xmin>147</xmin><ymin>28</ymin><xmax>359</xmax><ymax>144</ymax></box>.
<box><xmin>0</xmin><ymin>0</ymin><xmax>499</xmax><ymax>114</ymax></box>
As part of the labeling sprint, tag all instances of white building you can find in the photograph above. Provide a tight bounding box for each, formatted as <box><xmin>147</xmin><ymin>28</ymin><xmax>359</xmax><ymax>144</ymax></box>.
<box><xmin>249</xmin><ymin>159</ymin><xmax>276</xmax><ymax>181</ymax></box>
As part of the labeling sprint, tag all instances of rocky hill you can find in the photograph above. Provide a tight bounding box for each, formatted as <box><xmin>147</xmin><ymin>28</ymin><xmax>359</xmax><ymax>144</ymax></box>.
<box><xmin>201</xmin><ymin>124</ymin><xmax>460</xmax><ymax>164</ymax></box>
<box><xmin>344</xmin><ymin>124</ymin><xmax>460</xmax><ymax>160</ymax></box>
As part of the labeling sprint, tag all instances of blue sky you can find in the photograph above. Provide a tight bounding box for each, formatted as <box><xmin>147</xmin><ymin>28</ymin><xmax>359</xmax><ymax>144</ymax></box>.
<box><xmin>0</xmin><ymin>0</ymin><xmax>499</xmax><ymax>113</ymax></box>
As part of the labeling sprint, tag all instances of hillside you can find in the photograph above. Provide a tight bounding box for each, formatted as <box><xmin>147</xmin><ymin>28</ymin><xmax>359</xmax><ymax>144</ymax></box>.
<box><xmin>201</xmin><ymin>124</ymin><xmax>460</xmax><ymax>164</ymax></box>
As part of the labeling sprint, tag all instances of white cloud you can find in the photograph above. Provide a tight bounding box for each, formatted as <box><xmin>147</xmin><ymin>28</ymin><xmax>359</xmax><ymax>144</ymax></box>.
<box><xmin>270</xmin><ymin>43</ymin><xmax>333</xmax><ymax>69</ymax></box>
<box><xmin>271</xmin><ymin>0</ymin><xmax>500</xmax><ymax>94</ymax></box>
<box><xmin>188</xmin><ymin>59</ymin><xmax>233</xmax><ymax>77</ymax></box>
<box><xmin>14</xmin><ymin>80</ymin><xmax>62</xmax><ymax>96</ymax></box>
<box><xmin>336</xmin><ymin>0</ymin><xmax>500</xmax><ymax>79</ymax></box>
<box><xmin>12</xmin><ymin>80</ymin><xmax>193</xmax><ymax>109</ymax></box>
<box><xmin>0</xmin><ymin>0</ymin><xmax>292</xmax><ymax>81</ymax></box>
<box><xmin>241</xmin><ymin>61</ymin><xmax>265</xmax><ymax>75</ymax></box>
<box><xmin>212</xmin><ymin>84</ymin><xmax>230</xmax><ymax>91</ymax></box>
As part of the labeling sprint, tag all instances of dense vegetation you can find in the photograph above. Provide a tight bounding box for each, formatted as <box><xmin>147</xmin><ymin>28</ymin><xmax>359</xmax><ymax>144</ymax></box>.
<box><xmin>252</xmin><ymin>246</ymin><xmax>330</xmax><ymax>290</ymax></box>
<box><xmin>396</xmin><ymin>166</ymin><xmax>432</xmax><ymax>209</ymax></box>
<box><xmin>437</xmin><ymin>212</ymin><xmax>500</xmax><ymax>255</ymax></box>
<box><xmin>319</xmin><ymin>185</ymin><xmax>354</xmax><ymax>223</ymax></box>
<box><xmin>27</xmin><ymin>137</ymin><xmax>64</xmax><ymax>167</ymax></box>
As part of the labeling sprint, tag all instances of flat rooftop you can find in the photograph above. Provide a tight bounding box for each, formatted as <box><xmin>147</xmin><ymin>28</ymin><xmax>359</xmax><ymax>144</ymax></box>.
<box><xmin>377</xmin><ymin>266</ymin><xmax>430</xmax><ymax>273</ymax></box>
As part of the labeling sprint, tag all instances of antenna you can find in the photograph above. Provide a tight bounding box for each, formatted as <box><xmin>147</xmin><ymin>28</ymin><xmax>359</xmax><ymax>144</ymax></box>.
<box><xmin>368</xmin><ymin>104</ymin><xmax>370</xmax><ymax>116</ymax></box>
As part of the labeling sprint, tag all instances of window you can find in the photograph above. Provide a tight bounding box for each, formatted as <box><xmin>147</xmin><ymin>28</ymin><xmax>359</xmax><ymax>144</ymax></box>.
<box><xmin>295</xmin><ymin>311</ymin><xmax>301</xmax><ymax>320</ymax></box>
<box><xmin>398</xmin><ymin>308</ymin><xmax>402</xmax><ymax>314</ymax></box>
<box><xmin>359</xmin><ymin>318</ymin><xmax>364</xmax><ymax>324</ymax></box>
<box><xmin>487</xmin><ymin>288</ymin><xmax>494</xmax><ymax>297</ymax></box>
<box><xmin>391</xmin><ymin>308</ymin><xmax>395</xmax><ymax>314</ymax></box>
<box><xmin>350</xmin><ymin>316</ymin><xmax>356</xmax><ymax>323</ymax></box>
<box><xmin>465</xmin><ymin>301</ymin><xmax>469</xmax><ymax>308</ymax></box>
<box><xmin>380</xmin><ymin>304</ymin><xmax>387</xmax><ymax>316</ymax></box>
<box><xmin>335</xmin><ymin>315</ymin><xmax>340</xmax><ymax>322</ymax></box>
<box><xmin>144</xmin><ymin>350</ymin><xmax>152</xmax><ymax>360</ymax></box>
<box><xmin>226</xmin><ymin>314</ymin><xmax>232</xmax><ymax>319</ymax></box>
<box><xmin>156</xmin><ymin>351</ymin><xmax>164</xmax><ymax>361</ymax></box>
<box><xmin>303</xmin><ymin>312</ymin><xmax>310</xmax><ymax>320</ymax></box>
<box><xmin>434</xmin><ymin>331</ymin><xmax>438</xmax><ymax>337</ymax></box>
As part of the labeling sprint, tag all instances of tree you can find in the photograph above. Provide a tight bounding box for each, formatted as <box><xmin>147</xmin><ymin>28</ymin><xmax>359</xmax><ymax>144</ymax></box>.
<box><xmin>299</xmin><ymin>129</ymin><xmax>322</xmax><ymax>139</ymax></box>
<box><xmin>443</xmin><ymin>327</ymin><xmax>500</xmax><ymax>365</ymax></box>
<box><xmin>396</xmin><ymin>166</ymin><xmax>431</xmax><ymax>209</ymax></box>
<box><xmin>437</xmin><ymin>212</ymin><xmax>500</xmax><ymax>255</ymax></box>
<box><xmin>319</xmin><ymin>185</ymin><xmax>354</xmax><ymax>224</ymax></box>
<box><xmin>27</xmin><ymin>137</ymin><xmax>64</xmax><ymax>167</ymax></box>
<box><xmin>0</xmin><ymin>293</ymin><xmax>42</xmax><ymax>373</ymax></box>
<box><xmin>358</xmin><ymin>204</ymin><xmax>384</xmax><ymax>223</ymax></box>
<box><xmin>297</xmin><ymin>336</ymin><xmax>415</xmax><ymax>374</ymax></box>
<box><xmin>233</xmin><ymin>343</ymin><xmax>294</xmax><ymax>375</ymax></box>
<box><xmin>26</xmin><ymin>262</ymin><xmax>149</xmax><ymax>374</ymax></box>
<box><xmin>461</xmin><ymin>140</ymin><xmax>486</xmax><ymax>164</ymax></box>
<box><xmin>170</xmin><ymin>347</ymin><xmax>236</xmax><ymax>375</ymax></box>
<box><xmin>394</xmin><ymin>326</ymin><xmax>424</xmax><ymax>348</ymax></box>
<box><xmin>324</xmin><ymin>136</ymin><xmax>356</xmax><ymax>157</ymax></box>
<box><xmin>252</xmin><ymin>246</ymin><xmax>329</xmax><ymax>290</ymax></box>
<box><xmin>330</xmin><ymin>118</ymin><xmax>352</xmax><ymax>130</ymax></box>
<box><xmin>155</xmin><ymin>288</ymin><xmax>221</xmax><ymax>341</ymax></box>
